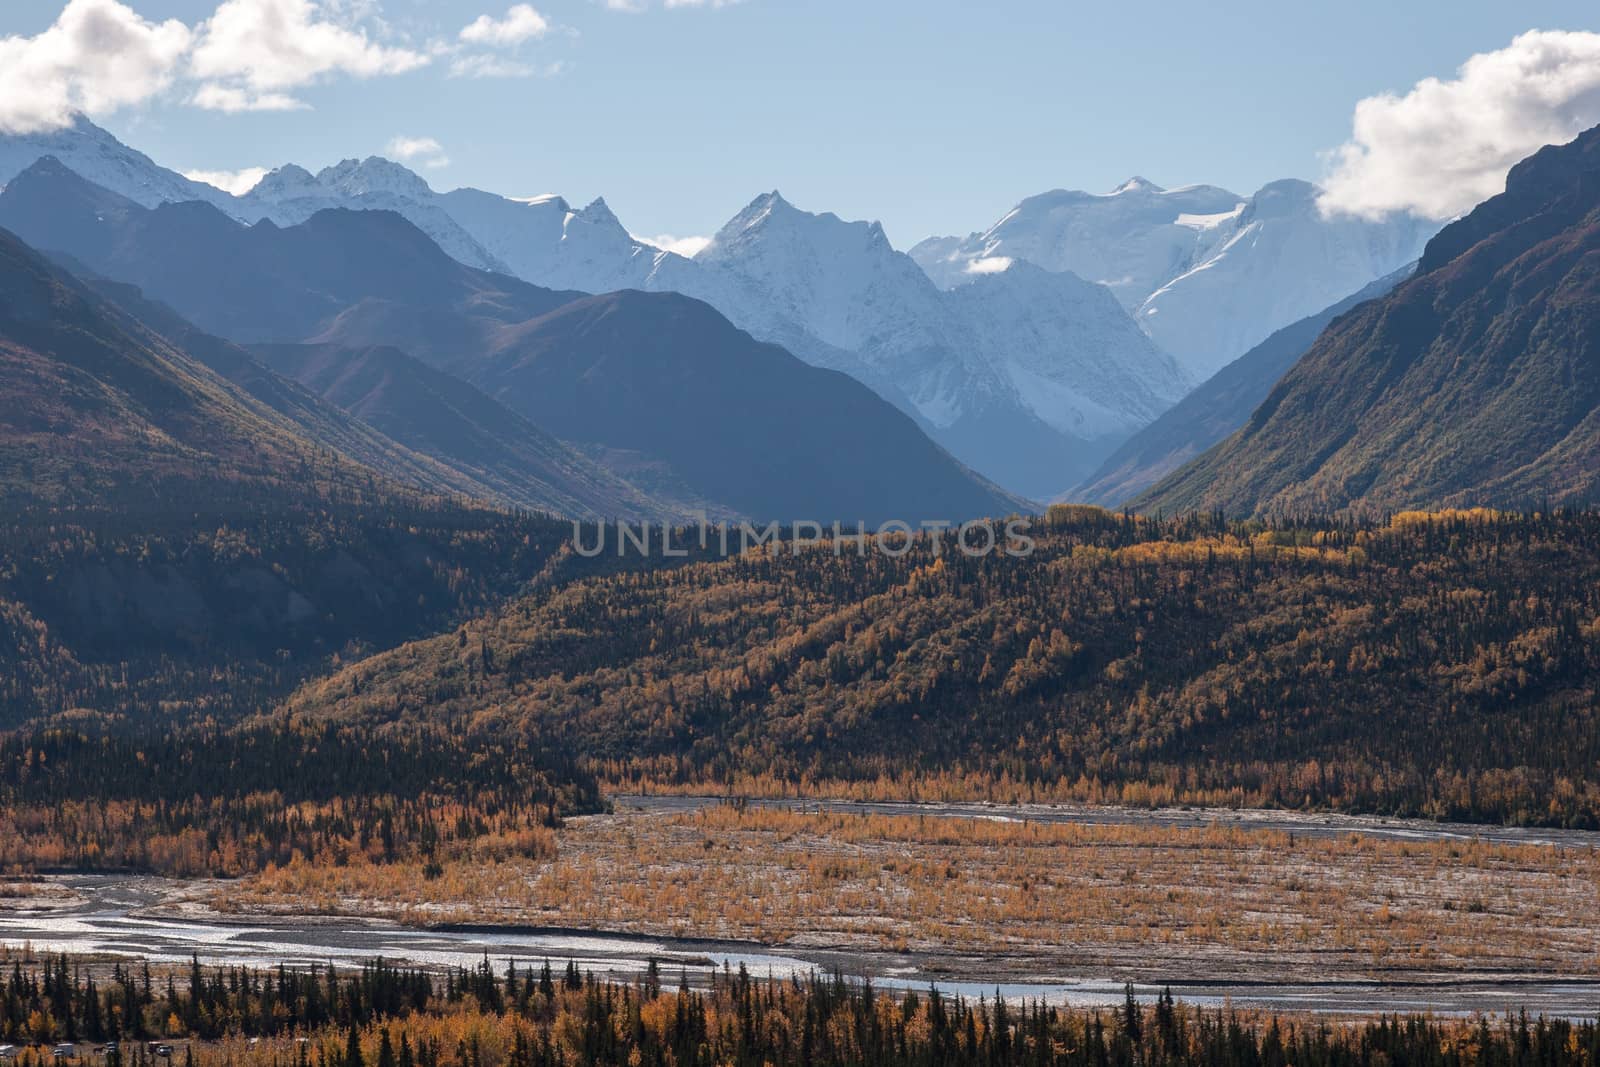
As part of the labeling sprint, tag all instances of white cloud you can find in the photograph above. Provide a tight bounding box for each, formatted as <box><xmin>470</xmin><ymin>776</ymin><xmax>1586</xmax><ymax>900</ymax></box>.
<box><xmin>0</xmin><ymin>0</ymin><xmax>562</xmax><ymax>131</ymax></box>
<box><xmin>0</xmin><ymin>0</ymin><xmax>192</xmax><ymax>134</ymax></box>
<box><xmin>965</xmin><ymin>256</ymin><xmax>1013</xmax><ymax>275</ymax></box>
<box><xmin>387</xmin><ymin>134</ymin><xmax>449</xmax><ymax>168</ymax></box>
<box><xmin>183</xmin><ymin>165</ymin><xmax>269</xmax><ymax>195</ymax></box>
<box><xmin>190</xmin><ymin>83</ymin><xmax>307</xmax><ymax>111</ymax></box>
<box><xmin>1321</xmin><ymin>30</ymin><xmax>1600</xmax><ymax>221</ymax></box>
<box><xmin>459</xmin><ymin>4</ymin><xmax>549</xmax><ymax>46</ymax></box>
<box><xmin>639</xmin><ymin>233</ymin><xmax>711</xmax><ymax>257</ymax></box>
<box><xmin>190</xmin><ymin>0</ymin><xmax>428</xmax><ymax>106</ymax></box>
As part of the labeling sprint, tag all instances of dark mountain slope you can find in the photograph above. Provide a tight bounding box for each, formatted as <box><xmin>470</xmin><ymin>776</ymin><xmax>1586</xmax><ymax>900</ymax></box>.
<box><xmin>252</xmin><ymin>342</ymin><xmax>669</xmax><ymax>520</ymax></box>
<box><xmin>1136</xmin><ymin>126</ymin><xmax>1600</xmax><ymax>518</ymax></box>
<box><xmin>0</xmin><ymin>225</ymin><xmax>401</xmax><ymax>512</ymax></box>
<box><xmin>456</xmin><ymin>290</ymin><xmax>1029</xmax><ymax>524</ymax></box>
<box><xmin>1071</xmin><ymin>265</ymin><xmax>1413</xmax><ymax>508</ymax></box>
<box><xmin>79</xmin><ymin>276</ymin><xmax>533</xmax><ymax>509</ymax></box>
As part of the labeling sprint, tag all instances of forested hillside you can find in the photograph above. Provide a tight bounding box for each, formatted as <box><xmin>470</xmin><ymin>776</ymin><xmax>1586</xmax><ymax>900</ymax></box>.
<box><xmin>278</xmin><ymin>508</ymin><xmax>1600</xmax><ymax>827</ymax></box>
<box><xmin>0</xmin><ymin>507</ymin><xmax>576</xmax><ymax>725</ymax></box>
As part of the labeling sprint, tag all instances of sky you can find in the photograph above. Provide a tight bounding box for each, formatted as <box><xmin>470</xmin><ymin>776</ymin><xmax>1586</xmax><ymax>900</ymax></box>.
<box><xmin>1</xmin><ymin>0</ymin><xmax>1598</xmax><ymax>249</ymax></box>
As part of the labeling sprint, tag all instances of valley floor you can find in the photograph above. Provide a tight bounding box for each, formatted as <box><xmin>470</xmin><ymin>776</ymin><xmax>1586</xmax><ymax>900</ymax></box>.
<box><xmin>5</xmin><ymin>796</ymin><xmax>1594</xmax><ymax>1015</ymax></box>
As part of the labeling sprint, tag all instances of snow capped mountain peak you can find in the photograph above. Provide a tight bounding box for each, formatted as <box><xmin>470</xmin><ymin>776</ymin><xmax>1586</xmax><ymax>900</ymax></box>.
<box><xmin>251</xmin><ymin>164</ymin><xmax>318</xmax><ymax>198</ymax></box>
<box><xmin>654</xmin><ymin>190</ymin><xmax>1188</xmax><ymax>495</ymax></box>
<box><xmin>575</xmin><ymin>196</ymin><xmax>622</xmax><ymax>228</ymax></box>
<box><xmin>317</xmin><ymin>157</ymin><xmax>435</xmax><ymax>200</ymax></box>
<box><xmin>1129</xmin><ymin>176</ymin><xmax>1437</xmax><ymax>376</ymax></box>
<box><xmin>1112</xmin><ymin>176</ymin><xmax>1164</xmax><ymax>195</ymax></box>
<box><xmin>753</xmin><ymin>189</ymin><xmax>791</xmax><ymax>211</ymax></box>
<box><xmin>705</xmin><ymin>192</ymin><xmax>895</xmax><ymax>267</ymax></box>
<box><xmin>909</xmin><ymin>180</ymin><xmax>1246</xmax><ymax>301</ymax></box>
<box><xmin>1242</xmin><ymin>178</ymin><xmax>1321</xmax><ymax>219</ymax></box>
<box><xmin>713</xmin><ymin>189</ymin><xmax>795</xmax><ymax>237</ymax></box>
<box><xmin>232</xmin><ymin>155</ymin><xmax>510</xmax><ymax>274</ymax></box>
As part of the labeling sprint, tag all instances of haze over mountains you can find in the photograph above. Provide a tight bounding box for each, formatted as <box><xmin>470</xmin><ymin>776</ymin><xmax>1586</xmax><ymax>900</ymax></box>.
<box><xmin>0</xmin><ymin>117</ymin><xmax>1432</xmax><ymax>500</ymax></box>
<box><xmin>0</xmin><ymin>157</ymin><xmax>1023</xmax><ymax>524</ymax></box>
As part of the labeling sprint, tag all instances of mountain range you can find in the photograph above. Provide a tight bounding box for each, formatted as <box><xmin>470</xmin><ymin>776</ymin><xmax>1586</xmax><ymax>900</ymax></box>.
<box><xmin>0</xmin><ymin>116</ymin><xmax>1429</xmax><ymax>500</ymax></box>
<box><xmin>0</xmin><ymin>158</ymin><xmax>1024</xmax><ymax>524</ymax></box>
<box><xmin>229</xmin><ymin>168</ymin><xmax>1189</xmax><ymax>497</ymax></box>
<box><xmin>1137</xmin><ymin>124</ymin><xmax>1600</xmax><ymax>517</ymax></box>
<box><xmin>4</xmin><ymin>115</ymin><xmax>1593</xmax><ymax>525</ymax></box>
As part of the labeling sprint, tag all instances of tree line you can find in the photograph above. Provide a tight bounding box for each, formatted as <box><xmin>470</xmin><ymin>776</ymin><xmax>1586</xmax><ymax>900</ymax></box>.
<box><xmin>1</xmin><ymin>953</ymin><xmax>1598</xmax><ymax>1067</ymax></box>
<box><xmin>0</xmin><ymin>720</ymin><xmax>600</xmax><ymax>876</ymax></box>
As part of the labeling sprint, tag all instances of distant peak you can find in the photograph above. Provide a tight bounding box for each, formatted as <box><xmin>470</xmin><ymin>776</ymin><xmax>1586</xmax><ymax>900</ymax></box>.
<box><xmin>265</xmin><ymin>163</ymin><xmax>315</xmax><ymax>182</ymax></box>
<box><xmin>8</xmin><ymin>156</ymin><xmax>135</xmax><ymax>206</ymax></box>
<box><xmin>19</xmin><ymin>155</ymin><xmax>75</xmax><ymax>178</ymax></box>
<box><xmin>1245</xmin><ymin>178</ymin><xmax>1322</xmax><ymax>219</ymax></box>
<box><xmin>316</xmin><ymin>156</ymin><xmax>433</xmax><ymax>198</ymax></box>
<box><xmin>249</xmin><ymin>164</ymin><xmax>318</xmax><ymax>197</ymax></box>
<box><xmin>58</xmin><ymin>113</ymin><xmax>118</xmax><ymax>142</ymax></box>
<box><xmin>714</xmin><ymin>189</ymin><xmax>797</xmax><ymax>239</ymax></box>
<box><xmin>1254</xmin><ymin>178</ymin><xmax>1319</xmax><ymax>198</ymax></box>
<box><xmin>745</xmin><ymin>189</ymin><xmax>794</xmax><ymax>215</ymax></box>
<box><xmin>1113</xmin><ymin>176</ymin><xmax>1163</xmax><ymax>195</ymax></box>
<box><xmin>577</xmin><ymin>196</ymin><xmax>620</xmax><ymax>226</ymax></box>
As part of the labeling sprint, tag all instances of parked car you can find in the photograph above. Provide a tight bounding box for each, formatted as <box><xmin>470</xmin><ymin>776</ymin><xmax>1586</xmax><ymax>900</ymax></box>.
<box><xmin>0</xmin><ymin>1045</ymin><xmax>18</xmax><ymax>1061</ymax></box>
<box><xmin>52</xmin><ymin>1045</ymin><xmax>78</xmax><ymax>1060</ymax></box>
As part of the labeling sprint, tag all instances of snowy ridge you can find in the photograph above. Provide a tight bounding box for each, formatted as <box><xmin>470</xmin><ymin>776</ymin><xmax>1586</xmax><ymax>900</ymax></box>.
<box><xmin>0</xmin><ymin>115</ymin><xmax>231</xmax><ymax>210</ymax></box>
<box><xmin>911</xmin><ymin>176</ymin><xmax>1439</xmax><ymax>379</ymax></box>
<box><xmin>911</xmin><ymin>178</ymin><xmax>1244</xmax><ymax>308</ymax></box>
<box><xmin>236</xmin><ymin>158</ymin><xmax>514</xmax><ymax>276</ymax></box>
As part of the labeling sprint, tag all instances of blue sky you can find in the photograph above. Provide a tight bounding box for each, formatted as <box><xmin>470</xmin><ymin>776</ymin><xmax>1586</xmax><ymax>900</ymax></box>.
<box><xmin>2</xmin><ymin>0</ymin><xmax>1597</xmax><ymax>246</ymax></box>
